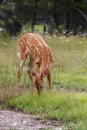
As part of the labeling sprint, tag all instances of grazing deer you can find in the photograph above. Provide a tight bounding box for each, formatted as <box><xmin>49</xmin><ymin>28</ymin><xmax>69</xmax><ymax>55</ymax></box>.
<box><xmin>17</xmin><ymin>33</ymin><xmax>53</xmax><ymax>94</ymax></box>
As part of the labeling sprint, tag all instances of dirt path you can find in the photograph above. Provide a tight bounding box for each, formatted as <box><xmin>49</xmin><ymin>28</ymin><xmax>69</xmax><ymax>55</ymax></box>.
<box><xmin>0</xmin><ymin>110</ymin><xmax>62</xmax><ymax>130</ymax></box>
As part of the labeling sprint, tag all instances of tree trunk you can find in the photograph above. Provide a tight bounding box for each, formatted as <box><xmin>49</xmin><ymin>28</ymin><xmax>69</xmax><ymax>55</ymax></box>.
<box><xmin>66</xmin><ymin>0</ymin><xmax>73</xmax><ymax>36</ymax></box>
<box><xmin>77</xmin><ymin>9</ymin><xmax>87</xmax><ymax>24</ymax></box>
<box><xmin>43</xmin><ymin>0</ymin><xmax>48</xmax><ymax>34</ymax></box>
<box><xmin>31</xmin><ymin>0</ymin><xmax>38</xmax><ymax>32</ymax></box>
<box><xmin>53</xmin><ymin>0</ymin><xmax>57</xmax><ymax>28</ymax></box>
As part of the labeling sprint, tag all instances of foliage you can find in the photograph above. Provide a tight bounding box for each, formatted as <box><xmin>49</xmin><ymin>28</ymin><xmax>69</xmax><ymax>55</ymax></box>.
<box><xmin>0</xmin><ymin>0</ymin><xmax>87</xmax><ymax>35</ymax></box>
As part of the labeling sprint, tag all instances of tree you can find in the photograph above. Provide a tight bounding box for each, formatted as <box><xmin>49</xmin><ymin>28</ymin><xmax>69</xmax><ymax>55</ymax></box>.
<box><xmin>1</xmin><ymin>0</ymin><xmax>87</xmax><ymax>35</ymax></box>
<box><xmin>53</xmin><ymin>0</ymin><xmax>57</xmax><ymax>28</ymax></box>
<box><xmin>31</xmin><ymin>0</ymin><xmax>38</xmax><ymax>32</ymax></box>
<box><xmin>66</xmin><ymin>0</ymin><xmax>73</xmax><ymax>35</ymax></box>
<box><xmin>43</xmin><ymin>0</ymin><xmax>48</xmax><ymax>34</ymax></box>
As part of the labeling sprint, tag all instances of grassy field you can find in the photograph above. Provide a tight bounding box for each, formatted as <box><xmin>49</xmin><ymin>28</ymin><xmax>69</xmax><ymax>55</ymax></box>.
<box><xmin>0</xmin><ymin>33</ymin><xmax>87</xmax><ymax>129</ymax></box>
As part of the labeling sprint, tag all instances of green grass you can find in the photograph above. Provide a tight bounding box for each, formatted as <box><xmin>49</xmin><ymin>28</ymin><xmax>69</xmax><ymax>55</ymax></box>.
<box><xmin>6</xmin><ymin>91</ymin><xmax>87</xmax><ymax>130</ymax></box>
<box><xmin>0</xmin><ymin>33</ymin><xmax>87</xmax><ymax>129</ymax></box>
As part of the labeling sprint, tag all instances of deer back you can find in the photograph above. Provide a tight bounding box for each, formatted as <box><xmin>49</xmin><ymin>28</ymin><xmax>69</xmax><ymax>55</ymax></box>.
<box><xmin>18</xmin><ymin>33</ymin><xmax>53</xmax><ymax>75</ymax></box>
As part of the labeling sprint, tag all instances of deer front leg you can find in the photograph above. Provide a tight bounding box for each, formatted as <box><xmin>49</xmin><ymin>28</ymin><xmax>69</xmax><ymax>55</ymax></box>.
<box><xmin>17</xmin><ymin>59</ymin><xmax>25</xmax><ymax>86</ymax></box>
<box><xmin>47</xmin><ymin>70</ymin><xmax>52</xmax><ymax>90</ymax></box>
<box><xmin>27</xmin><ymin>57</ymin><xmax>35</xmax><ymax>91</ymax></box>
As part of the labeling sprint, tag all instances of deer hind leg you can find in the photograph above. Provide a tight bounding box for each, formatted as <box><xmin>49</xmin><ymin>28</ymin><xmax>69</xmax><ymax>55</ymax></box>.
<box><xmin>34</xmin><ymin>63</ymin><xmax>41</xmax><ymax>95</ymax></box>
<box><xmin>47</xmin><ymin>70</ymin><xmax>52</xmax><ymax>90</ymax></box>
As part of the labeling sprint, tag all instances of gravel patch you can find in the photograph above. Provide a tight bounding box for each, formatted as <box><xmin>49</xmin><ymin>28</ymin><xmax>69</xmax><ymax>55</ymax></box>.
<box><xmin>0</xmin><ymin>110</ymin><xmax>62</xmax><ymax>130</ymax></box>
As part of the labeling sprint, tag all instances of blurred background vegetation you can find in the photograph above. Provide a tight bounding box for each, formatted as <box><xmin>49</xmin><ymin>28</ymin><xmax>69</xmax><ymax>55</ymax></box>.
<box><xmin>0</xmin><ymin>0</ymin><xmax>87</xmax><ymax>36</ymax></box>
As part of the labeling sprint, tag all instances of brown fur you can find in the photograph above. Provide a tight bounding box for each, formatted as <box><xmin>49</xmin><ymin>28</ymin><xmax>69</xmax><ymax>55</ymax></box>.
<box><xmin>17</xmin><ymin>33</ymin><xmax>53</xmax><ymax>94</ymax></box>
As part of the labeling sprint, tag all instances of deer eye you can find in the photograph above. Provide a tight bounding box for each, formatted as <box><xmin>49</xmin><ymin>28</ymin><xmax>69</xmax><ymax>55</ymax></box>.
<box><xmin>32</xmin><ymin>72</ymin><xmax>36</xmax><ymax>76</ymax></box>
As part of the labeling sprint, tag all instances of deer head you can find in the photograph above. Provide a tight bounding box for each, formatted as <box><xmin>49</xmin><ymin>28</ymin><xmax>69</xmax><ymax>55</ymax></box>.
<box><xmin>31</xmin><ymin>68</ymin><xmax>49</xmax><ymax>94</ymax></box>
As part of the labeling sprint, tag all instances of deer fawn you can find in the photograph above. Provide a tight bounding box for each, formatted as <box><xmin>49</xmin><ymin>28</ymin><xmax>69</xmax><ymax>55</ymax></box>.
<box><xmin>17</xmin><ymin>33</ymin><xmax>53</xmax><ymax>94</ymax></box>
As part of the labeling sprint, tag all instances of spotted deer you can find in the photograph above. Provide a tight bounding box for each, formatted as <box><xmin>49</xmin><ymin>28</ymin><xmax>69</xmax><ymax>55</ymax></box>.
<box><xmin>17</xmin><ymin>33</ymin><xmax>53</xmax><ymax>94</ymax></box>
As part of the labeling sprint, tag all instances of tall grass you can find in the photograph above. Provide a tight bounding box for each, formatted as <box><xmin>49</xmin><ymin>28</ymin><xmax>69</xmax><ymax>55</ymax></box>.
<box><xmin>1</xmin><ymin>34</ymin><xmax>87</xmax><ymax>91</ymax></box>
<box><xmin>0</xmin><ymin>33</ymin><xmax>87</xmax><ymax>129</ymax></box>
<box><xmin>46</xmin><ymin>36</ymin><xmax>87</xmax><ymax>91</ymax></box>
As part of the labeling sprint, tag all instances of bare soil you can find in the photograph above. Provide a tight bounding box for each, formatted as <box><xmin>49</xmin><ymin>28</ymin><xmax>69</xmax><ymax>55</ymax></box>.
<box><xmin>0</xmin><ymin>110</ymin><xmax>62</xmax><ymax>130</ymax></box>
